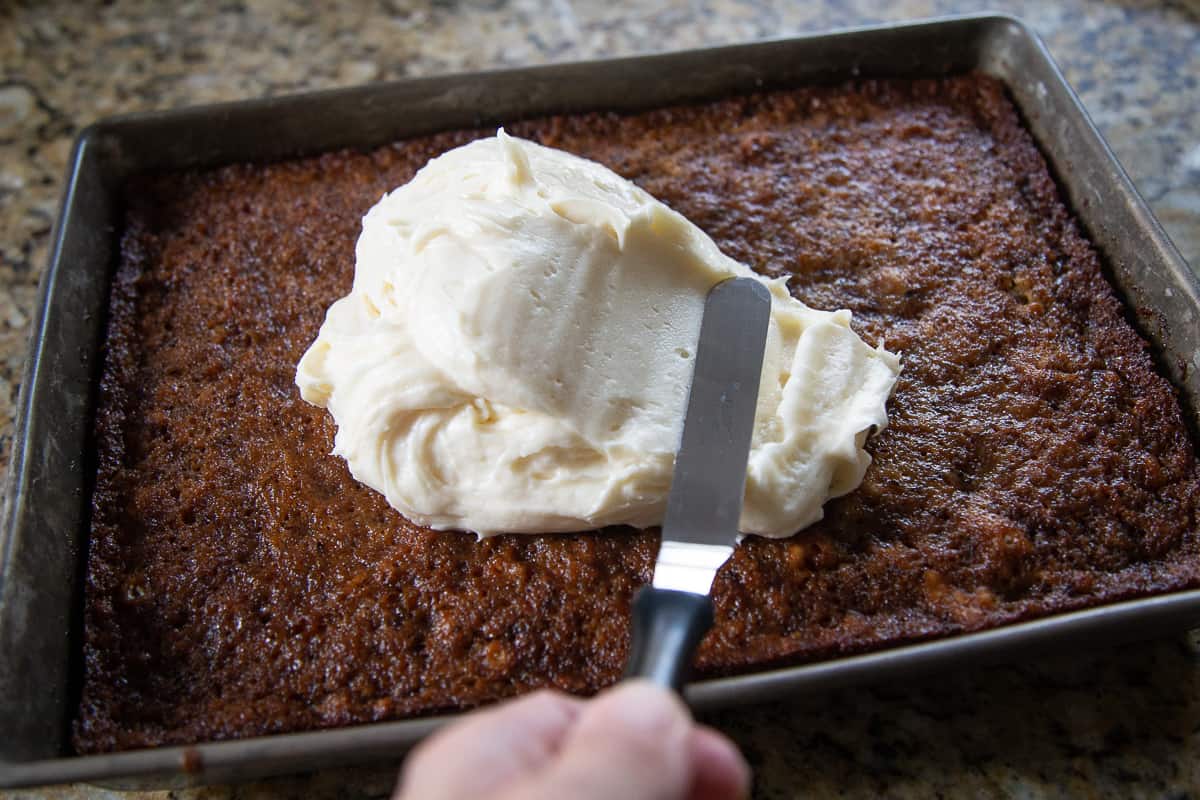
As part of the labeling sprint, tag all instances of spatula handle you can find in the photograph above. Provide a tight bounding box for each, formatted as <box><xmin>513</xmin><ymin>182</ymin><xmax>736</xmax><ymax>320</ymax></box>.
<box><xmin>623</xmin><ymin>586</ymin><xmax>714</xmax><ymax>692</ymax></box>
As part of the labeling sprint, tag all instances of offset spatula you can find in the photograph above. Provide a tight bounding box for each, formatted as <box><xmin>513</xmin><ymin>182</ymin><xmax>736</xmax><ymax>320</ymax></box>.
<box><xmin>624</xmin><ymin>276</ymin><xmax>772</xmax><ymax>691</ymax></box>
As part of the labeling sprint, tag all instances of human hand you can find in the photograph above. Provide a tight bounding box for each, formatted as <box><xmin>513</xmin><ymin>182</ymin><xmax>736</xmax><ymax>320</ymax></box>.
<box><xmin>392</xmin><ymin>680</ymin><xmax>751</xmax><ymax>800</ymax></box>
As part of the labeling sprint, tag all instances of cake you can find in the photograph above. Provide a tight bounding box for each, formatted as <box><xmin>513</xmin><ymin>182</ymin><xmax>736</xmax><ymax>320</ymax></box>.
<box><xmin>74</xmin><ymin>74</ymin><xmax>1200</xmax><ymax>753</ymax></box>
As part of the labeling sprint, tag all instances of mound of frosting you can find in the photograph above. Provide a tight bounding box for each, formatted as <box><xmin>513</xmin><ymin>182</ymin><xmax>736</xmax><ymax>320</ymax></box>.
<box><xmin>296</xmin><ymin>130</ymin><xmax>901</xmax><ymax>537</ymax></box>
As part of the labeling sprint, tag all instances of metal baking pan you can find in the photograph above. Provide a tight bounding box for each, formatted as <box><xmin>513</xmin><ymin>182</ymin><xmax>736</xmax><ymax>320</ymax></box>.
<box><xmin>2</xmin><ymin>13</ymin><xmax>1198</xmax><ymax>790</ymax></box>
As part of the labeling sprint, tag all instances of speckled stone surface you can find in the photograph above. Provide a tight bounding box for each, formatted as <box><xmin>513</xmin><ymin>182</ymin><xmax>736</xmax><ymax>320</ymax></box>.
<box><xmin>1</xmin><ymin>0</ymin><xmax>1197</xmax><ymax>797</ymax></box>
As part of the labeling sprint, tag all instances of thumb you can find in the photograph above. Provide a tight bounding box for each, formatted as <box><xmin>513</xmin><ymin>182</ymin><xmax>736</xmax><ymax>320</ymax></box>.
<box><xmin>394</xmin><ymin>690</ymin><xmax>582</xmax><ymax>800</ymax></box>
<box><xmin>508</xmin><ymin>680</ymin><xmax>694</xmax><ymax>800</ymax></box>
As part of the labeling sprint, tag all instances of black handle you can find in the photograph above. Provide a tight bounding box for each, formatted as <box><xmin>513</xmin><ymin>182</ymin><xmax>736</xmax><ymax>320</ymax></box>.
<box><xmin>624</xmin><ymin>586</ymin><xmax>715</xmax><ymax>692</ymax></box>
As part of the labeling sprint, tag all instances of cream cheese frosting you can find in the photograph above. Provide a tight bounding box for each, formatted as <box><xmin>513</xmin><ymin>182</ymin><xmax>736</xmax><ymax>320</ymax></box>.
<box><xmin>296</xmin><ymin>130</ymin><xmax>901</xmax><ymax>537</ymax></box>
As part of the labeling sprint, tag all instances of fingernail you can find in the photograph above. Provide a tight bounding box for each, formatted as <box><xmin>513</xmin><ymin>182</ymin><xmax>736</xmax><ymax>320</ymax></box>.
<box><xmin>604</xmin><ymin>680</ymin><xmax>689</xmax><ymax>736</ymax></box>
<box><xmin>739</xmin><ymin>752</ymin><xmax>754</xmax><ymax>799</ymax></box>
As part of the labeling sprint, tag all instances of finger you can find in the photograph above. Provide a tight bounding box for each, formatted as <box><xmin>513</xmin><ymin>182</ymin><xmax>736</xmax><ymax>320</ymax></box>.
<box><xmin>511</xmin><ymin>680</ymin><xmax>694</xmax><ymax>800</ymax></box>
<box><xmin>394</xmin><ymin>689</ymin><xmax>583</xmax><ymax>800</ymax></box>
<box><xmin>686</xmin><ymin>725</ymin><xmax>751</xmax><ymax>800</ymax></box>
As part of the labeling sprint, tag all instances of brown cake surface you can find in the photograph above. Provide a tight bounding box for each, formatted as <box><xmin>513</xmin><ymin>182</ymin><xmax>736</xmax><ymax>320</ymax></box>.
<box><xmin>76</xmin><ymin>74</ymin><xmax>1200</xmax><ymax>753</ymax></box>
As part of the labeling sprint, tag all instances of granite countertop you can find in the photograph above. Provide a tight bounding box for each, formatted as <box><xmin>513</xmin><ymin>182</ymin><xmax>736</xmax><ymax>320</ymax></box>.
<box><xmin>2</xmin><ymin>0</ymin><xmax>1198</xmax><ymax>797</ymax></box>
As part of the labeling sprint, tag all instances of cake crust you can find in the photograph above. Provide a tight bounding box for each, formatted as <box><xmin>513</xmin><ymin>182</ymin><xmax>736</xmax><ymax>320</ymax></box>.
<box><xmin>75</xmin><ymin>74</ymin><xmax>1200</xmax><ymax>753</ymax></box>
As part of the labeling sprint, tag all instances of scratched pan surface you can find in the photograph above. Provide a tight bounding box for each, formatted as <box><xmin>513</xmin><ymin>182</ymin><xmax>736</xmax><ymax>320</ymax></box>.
<box><xmin>2</xmin><ymin>13</ymin><xmax>1198</xmax><ymax>790</ymax></box>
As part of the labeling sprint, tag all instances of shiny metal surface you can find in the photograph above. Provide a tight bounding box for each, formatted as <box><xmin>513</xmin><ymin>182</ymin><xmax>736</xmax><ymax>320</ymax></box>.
<box><xmin>651</xmin><ymin>541</ymin><xmax>735</xmax><ymax>594</ymax></box>
<box><xmin>2</xmin><ymin>13</ymin><xmax>1199</xmax><ymax>790</ymax></box>
<box><xmin>653</xmin><ymin>277</ymin><xmax>770</xmax><ymax>595</ymax></box>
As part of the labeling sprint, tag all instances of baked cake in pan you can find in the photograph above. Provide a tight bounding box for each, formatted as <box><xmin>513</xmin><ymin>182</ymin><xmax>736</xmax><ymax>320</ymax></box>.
<box><xmin>75</xmin><ymin>74</ymin><xmax>1200</xmax><ymax>752</ymax></box>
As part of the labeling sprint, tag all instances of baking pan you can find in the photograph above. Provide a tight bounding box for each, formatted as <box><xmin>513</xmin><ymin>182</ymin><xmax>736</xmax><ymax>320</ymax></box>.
<box><xmin>2</xmin><ymin>13</ymin><xmax>1198</xmax><ymax>790</ymax></box>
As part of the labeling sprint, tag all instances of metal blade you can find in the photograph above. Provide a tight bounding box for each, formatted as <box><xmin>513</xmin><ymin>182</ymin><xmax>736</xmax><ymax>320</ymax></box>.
<box><xmin>652</xmin><ymin>277</ymin><xmax>772</xmax><ymax>595</ymax></box>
